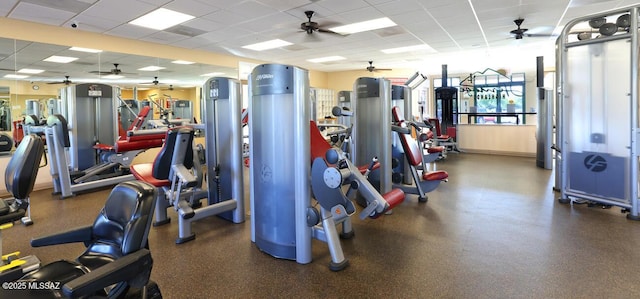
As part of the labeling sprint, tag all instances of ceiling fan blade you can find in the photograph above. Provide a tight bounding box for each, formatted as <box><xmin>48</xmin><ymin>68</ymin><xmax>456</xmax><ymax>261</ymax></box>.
<box><xmin>317</xmin><ymin>28</ymin><xmax>345</xmax><ymax>36</ymax></box>
<box><xmin>89</xmin><ymin>70</ymin><xmax>112</xmax><ymax>75</ymax></box>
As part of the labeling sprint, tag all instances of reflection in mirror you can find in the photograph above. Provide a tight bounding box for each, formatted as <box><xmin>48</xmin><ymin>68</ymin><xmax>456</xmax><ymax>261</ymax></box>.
<box><xmin>0</xmin><ymin>37</ymin><xmax>239</xmax><ymax>151</ymax></box>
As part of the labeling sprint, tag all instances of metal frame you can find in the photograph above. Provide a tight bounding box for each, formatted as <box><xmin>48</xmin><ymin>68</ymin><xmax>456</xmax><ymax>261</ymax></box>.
<box><xmin>557</xmin><ymin>5</ymin><xmax>640</xmax><ymax>219</ymax></box>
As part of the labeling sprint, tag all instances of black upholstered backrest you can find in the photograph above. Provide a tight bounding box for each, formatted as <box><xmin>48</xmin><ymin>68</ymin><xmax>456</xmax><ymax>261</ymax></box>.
<box><xmin>152</xmin><ymin>127</ymin><xmax>194</xmax><ymax>180</ymax></box>
<box><xmin>5</xmin><ymin>134</ymin><xmax>44</xmax><ymax>200</ymax></box>
<box><xmin>87</xmin><ymin>181</ymin><xmax>157</xmax><ymax>259</ymax></box>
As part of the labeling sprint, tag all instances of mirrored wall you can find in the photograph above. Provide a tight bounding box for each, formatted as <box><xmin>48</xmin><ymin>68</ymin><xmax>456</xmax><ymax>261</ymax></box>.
<box><xmin>0</xmin><ymin>37</ymin><xmax>239</xmax><ymax>140</ymax></box>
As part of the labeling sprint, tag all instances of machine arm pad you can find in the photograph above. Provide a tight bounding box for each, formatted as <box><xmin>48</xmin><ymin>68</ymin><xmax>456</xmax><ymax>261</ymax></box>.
<box><xmin>30</xmin><ymin>225</ymin><xmax>93</xmax><ymax>247</ymax></box>
<box><xmin>63</xmin><ymin>249</ymin><xmax>153</xmax><ymax>298</ymax></box>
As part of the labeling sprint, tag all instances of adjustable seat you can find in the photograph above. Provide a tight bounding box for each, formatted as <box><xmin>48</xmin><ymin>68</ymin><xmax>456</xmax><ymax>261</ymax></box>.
<box><xmin>392</xmin><ymin>110</ymin><xmax>449</xmax><ymax>202</ymax></box>
<box><xmin>0</xmin><ymin>180</ymin><xmax>161</xmax><ymax>298</ymax></box>
<box><xmin>0</xmin><ymin>134</ymin><xmax>44</xmax><ymax>282</ymax></box>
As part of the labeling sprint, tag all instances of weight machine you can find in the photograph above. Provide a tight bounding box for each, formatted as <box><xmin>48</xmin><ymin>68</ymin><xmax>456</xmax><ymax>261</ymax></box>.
<box><xmin>557</xmin><ymin>5</ymin><xmax>640</xmax><ymax>219</ymax></box>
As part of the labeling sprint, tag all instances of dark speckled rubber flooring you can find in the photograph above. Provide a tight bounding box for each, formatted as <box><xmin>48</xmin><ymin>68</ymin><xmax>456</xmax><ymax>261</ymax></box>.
<box><xmin>4</xmin><ymin>153</ymin><xmax>640</xmax><ymax>298</ymax></box>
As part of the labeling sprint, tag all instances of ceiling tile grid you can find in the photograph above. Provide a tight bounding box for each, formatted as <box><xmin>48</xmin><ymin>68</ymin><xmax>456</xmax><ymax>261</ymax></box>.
<box><xmin>2</xmin><ymin>0</ymin><xmax>639</xmax><ymax>77</ymax></box>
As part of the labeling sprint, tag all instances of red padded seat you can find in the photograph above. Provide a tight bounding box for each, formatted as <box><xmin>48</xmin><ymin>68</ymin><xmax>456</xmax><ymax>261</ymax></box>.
<box><xmin>422</xmin><ymin>170</ymin><xmax>448</xmax><ymax>181</ymax></box>
<box><xmin>426</xmin><ymin>146</ymin><xmax>444</xmax><ymax>154</ymax></box>
<box><xmin>130</xmin><ymin>163</ymin><xmax>170</xmax><ymax>187</ymax></box>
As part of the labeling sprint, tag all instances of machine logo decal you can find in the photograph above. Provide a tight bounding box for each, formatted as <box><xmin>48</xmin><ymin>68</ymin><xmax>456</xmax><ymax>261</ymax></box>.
<box><xmin>256</xmin><ymin>74</ymin><xmax>274</xmax><ymax>81</ymax></box>
<box><xmin>584</xmin><ymin>154</ymin><xmax>607</xmax><ymax>172</ymax></box>
<box><xmin>261</xmin><ymin>164</ymin><xmax>272</xmax><ymax>182</ymax></box>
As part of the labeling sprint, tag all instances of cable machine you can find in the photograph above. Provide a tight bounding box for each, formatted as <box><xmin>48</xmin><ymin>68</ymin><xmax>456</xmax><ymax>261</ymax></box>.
<box><xmin>557</xmin><ymin>5</ymin><xmax>640</xmax><ymax>219</ymax></box>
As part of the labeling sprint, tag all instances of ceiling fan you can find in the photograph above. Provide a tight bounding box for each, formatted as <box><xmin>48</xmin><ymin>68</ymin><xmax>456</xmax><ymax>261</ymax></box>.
<box><xmin>162</xmin><ymin>85</ymin><xmax>174</xmax><ymax>91</ymax></box>
<box><xmin>366</xmin><ymin>61</ymin><xmax>392</xmax><ymax>72</ymax></box>
<box><xmin>140</xmin><ymin>76</ymin><xmax>160</xmax><ymax>86</ymax></box>
<box><xmin>510</xmin><ymin>18</ymin><xmax>554</xmax><ymax>39</ymax></box>
<box><xmin>47</xmin><ymin>75</ymin><xmax>72</xmax><ymax>85</ymax></box>
<box><xmin>90</xmin><ymin>63</ymin><xmax>133</xmax><ymax>76</ymax></box>
<box><xmin>300</xmin><ymin>11</ymin><xmax>343</xmax><ymax>36</ymax></box>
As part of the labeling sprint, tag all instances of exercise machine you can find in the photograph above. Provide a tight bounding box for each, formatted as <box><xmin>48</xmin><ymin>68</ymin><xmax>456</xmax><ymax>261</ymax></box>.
<box><xmin>0</xmin><ymin>133</ymin><xmax>44</xmax><ymax>282</ymax></box>
<box><xmin>392</xmin><ymin>106</ymin><xmax>449</xmax><ymax>202</ymax></box>
<box><xmin>249</xmin><ymin>64</ymin><xmax>403</xmax><ymax>271</ymax></box>
<box><xmin>557</xmin><ymin>5</ymin><xmax>640</xmax><ymax>219</ymax></box>
<box><xmin>131</xmin><ymin>77</ymin><xmax>244</xmax><ymax>244</ymax></box>
<box><xmin>0</xmin><ymin>181</ymin><xmax>162</xmax><ymax>298</ymax></box>
<box><xmin>58</xmin><ymin>83</ymin><xmax>120</xmax><ymax>171</ymax></box>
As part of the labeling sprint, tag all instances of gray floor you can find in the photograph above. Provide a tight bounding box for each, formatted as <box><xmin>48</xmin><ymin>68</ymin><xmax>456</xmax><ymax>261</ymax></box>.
<box><xmin>4</xmin><ymin>153</ymin><xmax>640</xmax><ymax>298</ymax></box>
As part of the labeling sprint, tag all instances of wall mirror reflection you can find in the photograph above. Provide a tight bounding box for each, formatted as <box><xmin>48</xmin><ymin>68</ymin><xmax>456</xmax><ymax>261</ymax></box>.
<box><xmin>0</xmin><ymin>37</ymin><xmax>238</xmax><ymax>153</ymax></box>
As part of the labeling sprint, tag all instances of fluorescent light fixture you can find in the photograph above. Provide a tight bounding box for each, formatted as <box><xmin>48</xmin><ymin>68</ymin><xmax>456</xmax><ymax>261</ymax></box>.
<box><xmin>69</xmin><ymin>47</ymin><xmax>103</xmax><ymax>53</ymax></box>
<box><xmin>103</xmin><ymin>74</ymin><xmax>124</xmax><ymax>79</ymax></box>
<box><xmin>138</xmin><ymin>66</ymin><xmax>165</xmax><ymax>71</ymax></box>
<box><xmin>4</xmin><ymin>74</ymin><xmax>29</xmax><ymax>79</ymax></box>
<box><xmin>43</xmin><ymin>55</ymin><xmax>78</xmax><ymax>63</ymax></box>
<box><xmin>381</xmin><ymin>44</ymin><xmax>436</xmax><ymax>54</ymax></box>
<box><xmin>242</xmin><ymin>39</ymin><xmax>292</xmax><ymax>51</ymax></box>
<box><xmin>201</xmin><ymin>72</ymin><xmax>225</xmax><ymax>77</ymax></box>
<box><xmin>329</xmin><ymin>17</ymin><xmax>396</xmax><ymax>34</ymax></box>
<box><xmin>129</xmin><ymin>8</ymin><xmax>195</xmax><ymax>30</ymax></box>
<box><xmin>307</xmin><ymin>56</ymin><xmax>346</xmax><ymax>63</ymax></box>
<box><xmin>172</xmin><ymin>60</ymin><xmax>195</xmax><ymax>65</ymax></box>
<box><xmin>18</xmin><ymin>68</ymin><xmax>45</xmax><ymax>74</ymax></box>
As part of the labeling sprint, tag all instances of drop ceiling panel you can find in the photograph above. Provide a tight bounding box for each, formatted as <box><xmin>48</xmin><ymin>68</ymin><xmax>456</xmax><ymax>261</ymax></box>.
<box><xmin>10</xmin><ymin>2</ymin><xmax>77</xmax><ymax>25</ymax></box>
<box><xmin>0</xmin><ymin>0</ymin><xmax>19</xmax><ymax>17</ymax></box>
<box><xmin>227</xmin><ymin>1</ymin><xmax>280</xmax><ymax>19</ymax></box>
<box><xmin>316</xmin><ymin>0</ymin><xmax>370</xmax><ymax>14</ymax></box>
<box><xmin>104</xmin><ymin>24</ymin><xmax>156</xmax><ymax>40</ymax></box>
<box><xmin>83</xmin><ymin>0</ymin><xmax>154</xmax><ymax>23</ymax></box>
<box><xmin>182</xmin><ymin>18</ymin><xmax>225</xmax><ymax>32</ymax></box>
<box><xmin>141</xmin><ymin>31</ymin><xmax>191</xmax><ymax>44</ymax></box>
<box><xmin>164</xmin><ymin>0</ymin><xmax>221</xmax><ymax>17</ymax></box>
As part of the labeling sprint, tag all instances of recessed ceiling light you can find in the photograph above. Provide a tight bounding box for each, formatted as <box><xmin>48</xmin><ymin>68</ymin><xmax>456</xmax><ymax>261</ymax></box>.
<box><xmin>242</xmin><ymin>39</ymin><xmax>292</xmax><ymax>51</ymax></box>
<box><xmin>69</xmin><ymin>47</ymin><xmax>103</xmax><ymax>53</ymax></box>
<box><xmin>138</xmin><ymin>66</ymin><xmax>165</xmax><ymax>71</ymax></box>
<box><xmin>381</xmin><ymin>44</ymin><xmax>436</xmax><ymax>54</ymax></box>
<box><xmin>129</xmin><ymin>8</ymin><xmax>195</xmax><ymax>30</ymax></box>
<box><xmin>103</xmin><ymin>74</ymin><xmax>125</xmax><ymax>79</ymax></box>
<box><xmin>18</xmin><ymin>68</ymin><xmax>45</xmax><ymax>74</ymax></box>
<box><xmin>307</xmin><ymin>56</ymin><xmax>346</xmax><ymax>63</ymax></box>
<box><xmin>201</xmin><ymin>72</ymin><xmax>225</xmax><ymax>77</ymax></box>
<box><xmin>4</xmin><ymin>74</ymin><xmax>29</xmax><ymax>79</ymax></box>
<box><xmin>329</xmin><ymin>17</ymin><xmax>396</xmax><ymax>35</ymax></box>
<box><xmin>43</xmin><ymin>55</ymin><xmax>78</xmax><ymax>63</ymax></box>
<box><xmin>171</xmin><ymin>60</ymin><xmax>195</xmax><ymax>65</ymax></box>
